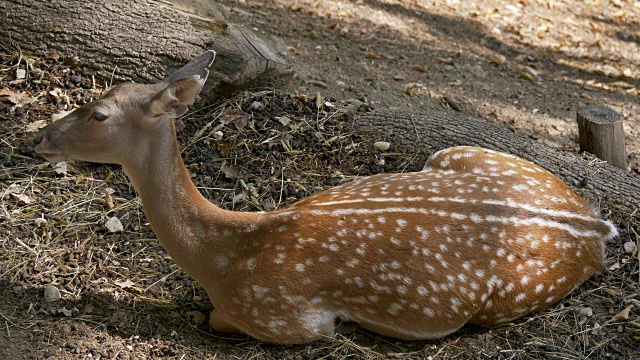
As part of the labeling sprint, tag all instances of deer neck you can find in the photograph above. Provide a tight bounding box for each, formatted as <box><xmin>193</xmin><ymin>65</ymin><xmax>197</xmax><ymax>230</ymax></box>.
<box><xmin>120</xmin><ymin>121</ymin><xmax>258</xmax><ymax>284</ymax></box>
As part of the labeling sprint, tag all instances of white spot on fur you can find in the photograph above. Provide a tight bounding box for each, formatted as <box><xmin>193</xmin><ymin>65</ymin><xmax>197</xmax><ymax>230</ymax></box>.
<box><xmin>215</xmin><ymin>256</ymin><xmax>229</xmax><ymax>268</ymax></box>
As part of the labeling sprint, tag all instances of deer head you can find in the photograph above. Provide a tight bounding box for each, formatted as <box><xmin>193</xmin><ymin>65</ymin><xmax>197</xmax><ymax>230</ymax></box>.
<box><xmin>34</xmin><ymin>51</ymin><xmax>215</xmax><ymax>167</ymax></box>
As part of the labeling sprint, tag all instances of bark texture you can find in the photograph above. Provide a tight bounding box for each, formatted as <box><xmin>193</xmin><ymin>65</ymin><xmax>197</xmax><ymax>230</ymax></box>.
<box><xmin>577</xmin><ymin>106</ymin><xmax>627</xmax><ymax>170</ymax></box>
<box><xmin>0</xmin><ymin>0</ymin><xmax>293</xmax><ymax>101</ymax></box>
<box><xmin>350</xmin><ymin>106</ymin><xmax>639</xmax><ymax>231</ymax></box>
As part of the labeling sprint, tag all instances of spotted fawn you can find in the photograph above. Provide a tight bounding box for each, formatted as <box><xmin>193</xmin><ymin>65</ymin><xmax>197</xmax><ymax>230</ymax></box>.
<box><xmin>35</xmin><ymin>51</ymin><xmax>617</xmax><ymax>344</ymax></box>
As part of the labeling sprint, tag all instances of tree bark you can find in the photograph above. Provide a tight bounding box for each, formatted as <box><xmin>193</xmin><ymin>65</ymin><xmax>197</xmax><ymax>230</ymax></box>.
<box><xmin>0</xmin><ymin>0</ymin><xmax>293</xmax><ymax>101</ymax></box>
<box><xmin>349</xmin><ymin>105</ymin><xmax>640</xmax><ymax>232</ymax></box>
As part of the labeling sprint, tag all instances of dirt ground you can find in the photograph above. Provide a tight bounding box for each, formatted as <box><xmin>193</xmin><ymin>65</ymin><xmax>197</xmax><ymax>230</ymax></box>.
<box><xmin>222</xmin><ymin>0</ymin><xmax>640</xmax><ymax>172</ymax></box>
<box><xmin>1</xmin><ymin>0</ymin><xmax>639</xmax><ymax>359</ymax></box>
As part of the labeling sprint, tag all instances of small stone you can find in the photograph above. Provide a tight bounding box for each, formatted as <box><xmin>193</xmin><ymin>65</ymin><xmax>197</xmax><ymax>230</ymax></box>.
<box><xmin>105</xmin><ymin>217</ymin><xmax>124</xmax><ymax>233</ymax></box>
<box><xmin>70</xmin><ymin>75</ymin><xmax>81</xmax><ymax>84</ymax></box>
<box><xmin>373</xmin><ymin>141</ymin><xmax>391</xmax><ymax>151</ymax></box>
<box><xmin>469</xmin><ymin>64</ymin><xmax>486</xmax><ymax>78</ymax></box>
<box><xmin>489</xmin><ymin>53</ymin><xmax>506</xmax><ymax>65</ymax></box>
<box><xmin>44</xmin><ymin>349</ymin><xmax>54</xmax><ymax>358</ymax></box>
<box><xmin>44</xmin><ymin>285</ymin><xmax>61</xmax><ymax>302</ymax></box>
<box><xmin>623</xmin><ymin>241</ymin><xmax>636</xmax><ymax>255</ymax></box>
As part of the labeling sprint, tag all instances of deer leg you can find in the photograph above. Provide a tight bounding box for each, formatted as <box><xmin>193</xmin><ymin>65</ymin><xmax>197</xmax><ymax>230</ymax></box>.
<box><xmin>208</xmin><ymin>309</ymin><xmax>243</xmax><ymax>334</ymax></box>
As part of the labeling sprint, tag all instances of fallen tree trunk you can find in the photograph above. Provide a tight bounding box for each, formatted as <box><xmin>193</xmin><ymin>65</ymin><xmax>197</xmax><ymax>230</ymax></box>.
<box><xmin>349</xmin><ymin>106</ymin><xmax>640</xmax><ymax>233</ymax></box>
<box><xmin>0</xmin><ymin>0</ymin><xmax>293</xmax><ymax>100</ymax></box>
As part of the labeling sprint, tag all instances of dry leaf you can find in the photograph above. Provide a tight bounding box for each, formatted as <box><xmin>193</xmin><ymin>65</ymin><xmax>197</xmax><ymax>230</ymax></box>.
<box><xmin>519</xmin><ymin>71</ymin><xmax>536</xmax><ymax>83</ymax></box>
<box><xmin>346</xmin><ymin>85</ymin><xmax>360</xmax><ymax>93</ymax></box>
<box><xmin>415</xmin><ymin>65</ymin><xmax>426</xmax><ymax>72</ymax></box>
<box><xmin>103</xmin><ymin>191</ymin><xmax>115</xmax><ymax>209</ymax></box>
<box><xmin>0</xmin><ymin>88</ymin><xmax>37</xmax><ymax>107</ymax></box>
<box><xmin>217</xmin><ymin>143</ymin><xmax>230</xmax><ymax>155</ymax></box>
<box><xmin>611</xmin><ymin>305</ymin><xmax>632</xmax><ymax>322</ymax></box>
<box><xmin>57</xmin><ymin>307</ymin><xmax>75</xmax><ymax>317</ymax></box>
<box><xmin>11</xmin><ymin>192</ymin><xmax>33</xmax><ymax>205</ymax></box>
<box><xmin>577</xmin><ymin>307</ymin><xmax>593</xmax><ymax>317</ymax></box>
<box><xmin>608</xmin><ymin>81</ymin><xmax>634</xmax><ymax>90</ymax></box>
<box><xmin>232</xmin><ymin>192</ymin><xmax>244</xmax><ymax>205</ymax></box>
<box><xmin>45</xmin><ymin>50</ymin><xmax>60</xmax><ymax>60</ymax></box>
<box><xmin>234</xmin><ymin>117</ymin><xmax>248</xmax><ymax>130</ymax></box>
<box><xmin>308</xmin><ymin>80</ymin><xmax>328</xmax><ymax>88</ymax></box>
<box><xmin>404</xmin><ymin>83</ymin><xmax>427</xmax><ymax>97</ymax></box>
<box><xmin>53</xmin><ymin>161</ymin><xmax>68</xmax><ymax>175</ymax></box>
<box><xmin>105</xmin><ymin>216</ymin><xmax>124</xmax><ymax>233</ymax></box>
<box><xmin>49</xmin><ymin>88</ymin><xmax>63</xmax><ymax>98</ymax></box>
<box><xmin>115</xmin><ymin>279</ymin><xmax>136</xmax><ymax>289</ymax></box>
<box><xmin>276</xmin><ymin>115</ymin><xmax>291</xmax><ymax>126</ymax></box>
<box><xmin>221</xmin><ymin>164</ymin><xmax>241</xmax><ymax>179</ymax></box>
<box><xmin>608</xmin><ymin>262</ymin><xmax>621</xmax><ymax>271</ymax></box>
<box><xmin>25</xmin><ymin>119</ymin><xmax>48</xmax><ymax>132</ymax></box>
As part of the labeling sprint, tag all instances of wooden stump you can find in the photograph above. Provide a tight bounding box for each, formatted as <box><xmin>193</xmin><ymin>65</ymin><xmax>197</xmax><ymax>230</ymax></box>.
<box><xmin>576</xmin><ymin>106</ymin><xmax>627</xmax><ymax>170</ymax></box>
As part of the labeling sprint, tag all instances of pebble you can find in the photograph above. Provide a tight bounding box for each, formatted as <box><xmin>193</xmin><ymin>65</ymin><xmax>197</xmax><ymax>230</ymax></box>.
<box><xmin>373</xmin><ymin>141</ymin><xmax>391</xmax><ymax>151</ymax></box>
<box><xmin>623</xmin><ymin>241</ymin><xmax>636</xmax><ymax>255</ymax></box>
<box><xmin>44</xmin><ymin>285</ymin><xmax>61</xmax><ymax>302</ymax></box>
<box><xmin>44</xmin><ymin>349</ymin><xmax>54</xmax><ymax>358</ymax></box>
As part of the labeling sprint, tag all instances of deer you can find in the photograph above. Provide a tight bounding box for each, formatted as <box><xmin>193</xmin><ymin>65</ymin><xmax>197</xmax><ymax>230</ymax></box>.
<box><xmin>34</xmin><ymin>51</ymin><xmax>618</xmax><ymax>344</ymax></box>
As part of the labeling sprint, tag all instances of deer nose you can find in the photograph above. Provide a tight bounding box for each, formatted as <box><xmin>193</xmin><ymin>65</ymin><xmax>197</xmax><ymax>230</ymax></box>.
<box><xmin>33</xmin><ymin>131</ymin><xmax>44</xmax><ymax>145</ymax></box>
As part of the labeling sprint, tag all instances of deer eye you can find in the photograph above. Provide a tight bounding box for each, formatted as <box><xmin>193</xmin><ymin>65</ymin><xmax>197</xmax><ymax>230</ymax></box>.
<box><xmin>92</xmin><ymin>111</ymin><xmax>108</xmax><ymax>121</ymax></box>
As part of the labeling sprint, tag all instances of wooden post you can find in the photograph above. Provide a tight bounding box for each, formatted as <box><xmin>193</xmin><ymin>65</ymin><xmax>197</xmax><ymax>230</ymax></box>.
<box><xmin>576</xmin><ymin>105</ymin><xmax>627</xmax><ymax>170</ymax></box>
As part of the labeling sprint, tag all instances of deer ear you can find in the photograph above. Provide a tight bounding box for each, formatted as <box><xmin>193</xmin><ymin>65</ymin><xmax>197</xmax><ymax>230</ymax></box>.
<box><xmin>146</xmin><ymin>75</ymin><xmax>207</xmax><ymax>118</ymax></box>
<box><xmin>165</xmin><ymin>50</ymin><xmax>216</xmax><ymax>84</ymax></box>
